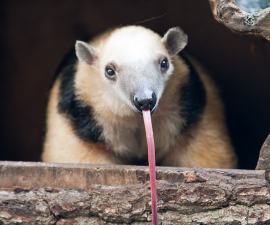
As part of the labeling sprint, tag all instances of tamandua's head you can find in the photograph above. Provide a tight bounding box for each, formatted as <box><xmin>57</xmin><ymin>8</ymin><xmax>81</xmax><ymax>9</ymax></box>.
<box><xmin>75</xmin><ymin>26</ymin><xmax>187</xmax><ymax>115</ymax></box>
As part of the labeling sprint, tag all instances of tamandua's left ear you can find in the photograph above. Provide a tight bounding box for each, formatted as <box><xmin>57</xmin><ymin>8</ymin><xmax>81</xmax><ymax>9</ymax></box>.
<box><xmin>75</xmin><ymin>41</ymin><xmax>98</xmax><ymax>66</ymax></box>
<box><xmin>162</xmin><ymin>27</ymin><xmax>188</xmax><ymax>57</ymax></box>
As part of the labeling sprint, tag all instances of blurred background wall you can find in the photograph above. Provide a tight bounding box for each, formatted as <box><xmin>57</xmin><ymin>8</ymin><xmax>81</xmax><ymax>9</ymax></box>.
<box><xmin>1</xmin><ymin>0</ymin><xmax>270</xmax><ymax>169</ymax></box>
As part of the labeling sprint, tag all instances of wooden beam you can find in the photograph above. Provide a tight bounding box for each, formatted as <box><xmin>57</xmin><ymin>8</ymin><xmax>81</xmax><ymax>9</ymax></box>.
<box><xmin>0</xmin><ymin>161</ymin><xmax>263</xmax><ymax>188</ymax></box>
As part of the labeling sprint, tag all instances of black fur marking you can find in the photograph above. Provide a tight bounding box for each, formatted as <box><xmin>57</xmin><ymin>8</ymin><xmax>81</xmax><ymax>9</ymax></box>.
<box><xmin>178</xmin><ymin>52</ymin><xmax>206</xmax><ymax>132</ymax></box>
<box><xmin>57</xmin><ymin>46</ymin><xmax>103</xmax><ymax>143</ymax></box>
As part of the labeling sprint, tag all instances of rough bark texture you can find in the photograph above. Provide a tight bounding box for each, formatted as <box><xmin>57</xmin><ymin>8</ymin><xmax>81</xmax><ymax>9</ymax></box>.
<box><xmin>209</xmin><ymin>0</ymin><xmax>270</xmax><ymax>41</ymax></box>
<box><xmin>0</xmin><ymin>161</ymin><xmax>269</xmax><ymax>224</ymax></box>
<box><xmin>256</xmin><ymin>134</ymin><xmax>270</xmax><ymax>170</ymax></box>
<box><xmin>256</xmin><ymin>134</ymin><xmax>270</xmax><ymax>184</ymax></box>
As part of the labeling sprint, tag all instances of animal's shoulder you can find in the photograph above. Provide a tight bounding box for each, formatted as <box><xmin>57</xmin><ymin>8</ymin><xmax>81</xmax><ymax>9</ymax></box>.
<box><xmin>178</xmin><ymin>52</ymin><xmax>206</xmax><ymax>131</ymax></box>
<box><xmin>55</xmin><ymin>45</ymin><xmax>104</xmax><ymax>143</ymax></box>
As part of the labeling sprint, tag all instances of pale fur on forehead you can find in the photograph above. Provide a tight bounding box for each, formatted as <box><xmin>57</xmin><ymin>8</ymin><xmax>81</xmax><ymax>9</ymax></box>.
<box><xmin>100</xmin><ymin>26</ymin><xmax>168</xmax><ymax>63</ymax></box>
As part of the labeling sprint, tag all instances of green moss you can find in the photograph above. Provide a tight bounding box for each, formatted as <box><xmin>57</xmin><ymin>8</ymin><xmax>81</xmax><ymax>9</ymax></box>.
<box><xmin>244</xmin><ymin>9</ymin><xmax>270</xmax><ymax>25</ymax></box>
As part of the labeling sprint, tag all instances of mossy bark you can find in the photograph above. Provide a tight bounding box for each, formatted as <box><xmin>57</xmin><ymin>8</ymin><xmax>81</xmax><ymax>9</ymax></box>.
<box><xmin>209</xmin><ymin>0</ymin><xmax>270</xmax><ymax>40</ymax></box>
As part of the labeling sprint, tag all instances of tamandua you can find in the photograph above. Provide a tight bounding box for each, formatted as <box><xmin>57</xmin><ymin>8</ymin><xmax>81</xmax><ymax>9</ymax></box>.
<box><xmin>42</xmin><ymin>26</ymin><xmax>237</xmax><ymax>168</ymax></box>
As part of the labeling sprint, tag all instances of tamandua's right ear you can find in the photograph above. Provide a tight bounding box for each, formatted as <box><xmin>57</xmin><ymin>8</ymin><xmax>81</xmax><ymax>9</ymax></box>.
<box><xmin>75</xmin><ymin>41</ymin><xmax>98</xmax><ymax>66</ymax></box>
<box><xmin>162</xmin><ymin>27</ymin><xmax>188</xmax><ymax>57</ymax></box>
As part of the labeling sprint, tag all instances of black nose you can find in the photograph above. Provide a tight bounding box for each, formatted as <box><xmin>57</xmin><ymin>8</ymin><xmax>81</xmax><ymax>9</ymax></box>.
<box><xmin>134</xmin><ymin>91</ymin><xmax>157</xmax><ymax>111</ymax></box>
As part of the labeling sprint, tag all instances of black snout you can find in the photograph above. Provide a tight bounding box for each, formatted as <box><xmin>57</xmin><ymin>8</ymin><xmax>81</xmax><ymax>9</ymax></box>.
<box><xmin>134</xmin><ymin>91</ymin><xmax>157</xmax><ymax>112</ymax></box>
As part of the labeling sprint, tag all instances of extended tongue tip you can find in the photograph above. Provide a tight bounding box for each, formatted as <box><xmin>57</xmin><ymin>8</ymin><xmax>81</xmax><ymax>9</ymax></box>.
<box><xmin>142</xmin><ymin>109</ymin><xmax>158</xmax><ymax>225</ymax></box>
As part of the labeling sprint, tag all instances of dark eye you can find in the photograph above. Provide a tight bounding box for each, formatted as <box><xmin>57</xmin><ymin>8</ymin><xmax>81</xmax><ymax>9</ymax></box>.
<box><xmin>161</xmin><ymin>58</ymin><xmax>169</xmax><ymax>70</ymax></box>
<box><xmin>105</xmin><ymin>67</ymin><xmax>115</xmax><ymax>78</ymax></box>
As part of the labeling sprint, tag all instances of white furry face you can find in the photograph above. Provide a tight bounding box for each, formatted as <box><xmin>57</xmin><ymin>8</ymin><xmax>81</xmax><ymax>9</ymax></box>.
<box><xmin>75</xmin><ymin>26</ymin><xmax>187</xmax><ymax>116</ymax></box>
<box><xmin>99</xmin><ymin>27</ymin><xmax>175</xmax><ymax>114</ymax></box>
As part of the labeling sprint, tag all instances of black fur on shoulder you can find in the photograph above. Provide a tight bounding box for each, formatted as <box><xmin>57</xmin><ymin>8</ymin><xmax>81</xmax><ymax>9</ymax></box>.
<box><xmin>57</xmin><ymin>46</ymin><xmax>104</xmax><ymax>143</ymax></box>
<box><xmin>179</xmin><ymin>52</ymin><xmax>206</xmax><ymax>132</ymax></box>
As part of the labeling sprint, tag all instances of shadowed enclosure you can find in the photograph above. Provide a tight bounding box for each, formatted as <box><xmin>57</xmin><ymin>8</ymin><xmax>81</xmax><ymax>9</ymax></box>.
<box><xmin>1</xmin><ymin>0</ymin><xmax>270</xmax><ymax>169</ymax></box>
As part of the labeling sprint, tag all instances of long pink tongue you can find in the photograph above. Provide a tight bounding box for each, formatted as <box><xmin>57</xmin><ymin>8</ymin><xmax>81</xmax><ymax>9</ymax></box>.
<box><xmin>142</xmin><ymin>109</ymin><xmax>158</xmax><ymax>225</ymax></box>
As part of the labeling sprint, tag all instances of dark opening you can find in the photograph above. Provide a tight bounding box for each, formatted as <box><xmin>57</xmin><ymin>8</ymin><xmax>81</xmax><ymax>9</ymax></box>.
<box><xmin>1</xmin><ymin>0</ymin><xmax>269</xmax><ymax>169</ymax></box>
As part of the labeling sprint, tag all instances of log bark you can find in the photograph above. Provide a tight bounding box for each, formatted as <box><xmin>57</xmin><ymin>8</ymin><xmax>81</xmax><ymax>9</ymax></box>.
<box><xmin>0</xmin><ymin>161</ymin><xmax>270</xmax><ymax>224</ymax></box>
<box><xmin>256</xmin><ymin>134</ymin><xmax>270</xmax><ymax>185</ymax></box>
<box><xmin>209</xmin><ymin>0</ymin><xmax>270</xmax><ymax>41</ymax></box>
<box><xmin>256</xmin><ymin>134</ymin><xmax>270</xmax><ymax>170</ymax></box>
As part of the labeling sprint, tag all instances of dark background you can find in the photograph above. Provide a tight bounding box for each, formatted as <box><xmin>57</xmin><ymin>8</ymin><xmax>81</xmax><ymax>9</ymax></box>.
<box><xmin>0</xmin><ymin>0</ymin><xmax>270</xmax><ymax>169</ymax></box>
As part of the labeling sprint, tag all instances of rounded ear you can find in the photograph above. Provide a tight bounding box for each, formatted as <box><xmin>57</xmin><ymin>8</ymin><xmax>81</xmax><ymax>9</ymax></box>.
<box><xmin>162</xmin><ymin>27</ymin><xmax>188</xmax><ymax>57</ymax></box>
<box><xmin>75</xmin><ymin>41</ymin><xmax>98</xmax><ymax>66</ymax></box>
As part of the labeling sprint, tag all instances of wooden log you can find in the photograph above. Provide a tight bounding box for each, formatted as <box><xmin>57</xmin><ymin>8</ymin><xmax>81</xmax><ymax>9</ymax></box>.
<box><xmin>209</xmin><ymin>0</ymin><xmax>270</xmax><ymax>41</ymax></box>
<box><xmin>0</xmin><ymin>161</ymin><xmax>270</xmax><ymax>224</ymax></box>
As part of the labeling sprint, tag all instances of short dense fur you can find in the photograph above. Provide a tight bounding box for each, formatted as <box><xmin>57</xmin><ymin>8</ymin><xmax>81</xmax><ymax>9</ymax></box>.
<box><xmin>42</xmin><ymin>26</ymin><xmax>237</xmax><ymax>168</ymax></box>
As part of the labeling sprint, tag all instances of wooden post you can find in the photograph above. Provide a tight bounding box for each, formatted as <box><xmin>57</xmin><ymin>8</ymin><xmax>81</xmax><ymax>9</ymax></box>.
<box><xmin>256</xmin><ymin>134</ymin><xmax>270</xmax><ymax>186</ymax></box>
